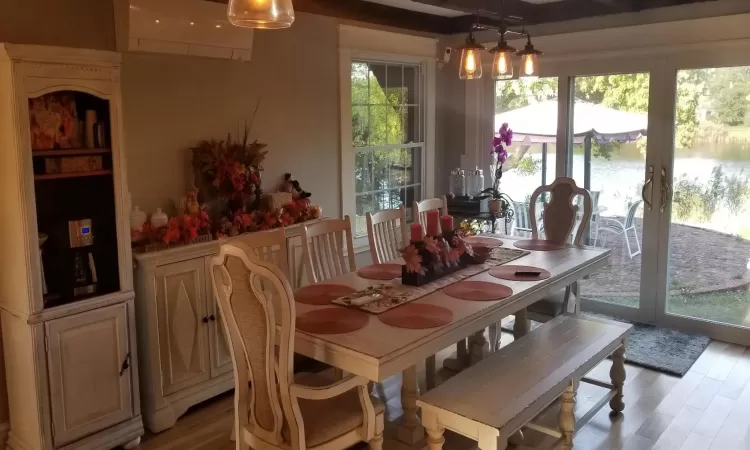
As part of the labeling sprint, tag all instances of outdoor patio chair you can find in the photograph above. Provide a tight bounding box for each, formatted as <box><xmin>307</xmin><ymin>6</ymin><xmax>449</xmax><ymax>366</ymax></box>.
<box><xmin>595</xmin><ymin>200</ymin><xmax>642</xmax><ymax>259</ymax></box>
<box><xmin>511</xmin><ymin>201</ymin><xmax>533</xmax><ymax>237</ymax></box>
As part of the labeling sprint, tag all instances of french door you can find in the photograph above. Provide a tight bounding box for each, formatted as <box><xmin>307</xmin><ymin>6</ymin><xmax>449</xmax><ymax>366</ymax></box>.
<box><xmin>574</xmin><ymin>62</ymin><xmax>750</xmax><ymax>345</ymax></box>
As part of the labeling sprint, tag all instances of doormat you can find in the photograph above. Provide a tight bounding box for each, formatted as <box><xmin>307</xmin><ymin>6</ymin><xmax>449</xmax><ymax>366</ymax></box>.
<box><xmin>501</xmin><ymin>314</ymin><xmax>711</xmax><ymax>377</ymax></box>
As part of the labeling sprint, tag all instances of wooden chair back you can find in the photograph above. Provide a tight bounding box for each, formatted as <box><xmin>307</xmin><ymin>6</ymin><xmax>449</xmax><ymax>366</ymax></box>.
<box><xmin>227</xmin><ymin>228</ymin><xmax>289</xmax><ymax>277</ymax></box>
<box><xmin>210</xmin><ymin>243</ymin><xmax>297</xmax><ymax>448</ymax></box>
<box><xmin>413</xmin><ymin>196</ymin><xmax>448</xmax><ymax>231</ymax></box>
<box><xmin>301</xmin><ymin>216</ymin><xmax>357</xmax><ymax>283</ymax></box>
<box><xmin>366</xmin><ymin>206</ymin><xmax>408</xmax><ymax>264</ymax></box>
<box><xmin>530</xmin><ymin>177</ymin><xmax>592</xmax><ymax>246</ymax></box>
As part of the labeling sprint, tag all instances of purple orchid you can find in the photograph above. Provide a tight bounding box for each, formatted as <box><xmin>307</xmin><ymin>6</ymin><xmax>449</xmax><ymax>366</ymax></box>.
<box><xmin>491</xmin><ymin>123</ymin><xmax>513</xmax><ymax>163</ymax></box>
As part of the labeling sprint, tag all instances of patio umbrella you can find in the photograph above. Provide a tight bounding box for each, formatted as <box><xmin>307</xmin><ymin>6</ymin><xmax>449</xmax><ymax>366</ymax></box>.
<box><xmin>494</xmin><ymin>100</ymin><xmax>648</xmax><ymax>190</ymax></box>
<box><xmin>494</xmin><ymin>100</ymin><xmax>648</xmax><ymax>144</ymax></box>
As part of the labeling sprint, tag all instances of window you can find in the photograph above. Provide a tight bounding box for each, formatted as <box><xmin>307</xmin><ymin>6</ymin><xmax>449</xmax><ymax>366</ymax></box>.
<box><xmin>350</xmin><ymin>60</ymin><xmax>424</xmax><ymax>237</ymax></box>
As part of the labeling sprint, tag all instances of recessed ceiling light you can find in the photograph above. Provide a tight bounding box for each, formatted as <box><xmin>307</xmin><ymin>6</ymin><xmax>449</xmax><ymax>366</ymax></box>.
<box><xmin>155</xmin><ymin>19</ymin><xmax>160</xmax><ymax>24</ymax></box>
<box><xmin>190</xmin><ymin>21</ymin><xmax>195</xmax><ymax>26</ymax></box>
<box><xmin>215</xmin><ymin>24</ymin><xmax>222</xmax><ymax>28</ymax></box>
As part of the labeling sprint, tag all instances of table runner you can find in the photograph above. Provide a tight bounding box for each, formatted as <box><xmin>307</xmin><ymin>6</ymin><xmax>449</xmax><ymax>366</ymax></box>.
<box><xmin>332</xmin><ymin>247</ymin><xmax>528</xmax><ymax>314</ymax></box>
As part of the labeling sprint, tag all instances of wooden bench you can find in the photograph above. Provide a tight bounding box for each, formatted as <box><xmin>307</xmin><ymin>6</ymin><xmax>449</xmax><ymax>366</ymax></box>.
<box><xmin>417</xmin><ymin>314</ymin><xmax>632</xmax><ymax>450</ymax></box>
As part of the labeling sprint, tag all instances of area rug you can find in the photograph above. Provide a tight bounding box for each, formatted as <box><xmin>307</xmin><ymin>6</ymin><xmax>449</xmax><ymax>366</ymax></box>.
<box><xmin>500</xmin><ymin>314</ymin><xmax>711</xmax><ymax>377</ymax></box>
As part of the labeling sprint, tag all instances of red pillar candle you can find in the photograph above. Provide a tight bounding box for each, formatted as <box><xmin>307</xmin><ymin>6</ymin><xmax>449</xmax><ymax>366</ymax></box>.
<box><xmin>426</xmin><ymin>210</ymin><xmax>441</xmax><ymax>236</ymax></box>
<box><xmin>440</xmin><ymin>215</ymin><xmax>454</xmax><ymax>233</ymax></box>
<box><xmin>410</xmin><ymin>223</ymin><xmax>424</xmax><ymax>242</ymax></box>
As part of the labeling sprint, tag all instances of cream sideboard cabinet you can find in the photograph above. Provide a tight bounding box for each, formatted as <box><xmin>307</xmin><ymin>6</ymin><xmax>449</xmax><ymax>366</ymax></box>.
<box><xmin>133</xmin><ymin>222</ymin><xmax>316</xmax><ymax>433</ymax></box>
<box><xmin>0</xmin><ymin>45</ymin><xmax>142</xmax><ymax>450</ymax></box>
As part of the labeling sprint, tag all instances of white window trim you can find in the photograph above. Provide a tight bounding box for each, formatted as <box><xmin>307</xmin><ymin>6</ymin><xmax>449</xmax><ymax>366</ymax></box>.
<box><xmin>339</xmin><ymin>25</ymin><xmax>437</xmax><ymax>252</ymax></box>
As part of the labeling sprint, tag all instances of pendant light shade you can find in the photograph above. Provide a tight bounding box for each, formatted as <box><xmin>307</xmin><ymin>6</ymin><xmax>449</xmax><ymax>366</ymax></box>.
<box><xmin>457</xmin><ymin>32</ymin><xmax>485</xmax><ymax>80</ymax></box>
<box><xmin>227</xmin><ymin>0</ymin><xmax>295</xmax><ymax>29</ymax></box>
<box><xmin>489</xmin><ymin>35</ymin><xmax>516</xmax><ymax>80</ymax></box>
<box><xmin>517</xmin><ymin>35</ymin><xmax>542</xmax><ymax>79</ymax></box>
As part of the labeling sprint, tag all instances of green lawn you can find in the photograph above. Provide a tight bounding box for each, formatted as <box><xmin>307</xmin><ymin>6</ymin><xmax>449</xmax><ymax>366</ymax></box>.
<box><xmin>586</xmin><ymin>290</ymin><xmax>750</xmax><ymax>327</ymax></box>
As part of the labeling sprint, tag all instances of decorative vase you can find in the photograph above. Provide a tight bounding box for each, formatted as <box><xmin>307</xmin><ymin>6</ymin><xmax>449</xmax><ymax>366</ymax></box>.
<box><xmin>130</xmin><ymin>206</ymin><xmax>147</xmax><ymax>231</ymax></box>
<box><xmin>150</xmin><ymin>208</ymin><xmax>168</xmax><ymax>229</ymax></box>
<box><xmin>489</xmin><ymin>199</ymin><xmax>502</xmax><ymax>214</ymax></box>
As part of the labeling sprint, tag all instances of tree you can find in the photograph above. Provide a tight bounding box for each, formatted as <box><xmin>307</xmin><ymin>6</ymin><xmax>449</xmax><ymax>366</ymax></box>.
<box><xmin>706</xmin><ymin>67</ymin><xmax>750</xmax><ymax>126</ymax></box>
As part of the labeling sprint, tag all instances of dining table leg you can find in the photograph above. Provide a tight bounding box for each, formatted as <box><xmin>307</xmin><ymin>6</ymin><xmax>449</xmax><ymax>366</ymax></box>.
<box><xmin>469</xmin><ymin>330</ymin><xmax>489</xmax><ymax>365</ymax></box>
<box><xmin>396</xmin><ymin>365</ymin><xmax>424</xmax><ymax>447</ymax></box>
<box><xmin>513</xmin><ymin>308</ymin><xmax>530</xmax><ymax>339</ymax></box>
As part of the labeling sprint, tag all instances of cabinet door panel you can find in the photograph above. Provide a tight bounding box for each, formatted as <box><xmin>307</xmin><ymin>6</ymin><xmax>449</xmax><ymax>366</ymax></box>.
<box><xmin>205</xmin><ymin>258</ymin><xmax>233</xmax><ymax>378</ymax></box>
<box><xmin>155</xmin><ymin>259</ymin><xmax>210</xmax><ymax>395</ymax></box>
<box><xmin>46</xmin><ymin>303</ymin><xmax>133</xmax><ymax>447</ymax></box>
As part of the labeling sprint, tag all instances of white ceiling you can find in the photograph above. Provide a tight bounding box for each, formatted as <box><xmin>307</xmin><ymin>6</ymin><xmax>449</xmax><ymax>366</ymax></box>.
<box><xmin>362</xmin><ymin>0</ymin><xmax>466</xmax><ymax>17</ymax></box>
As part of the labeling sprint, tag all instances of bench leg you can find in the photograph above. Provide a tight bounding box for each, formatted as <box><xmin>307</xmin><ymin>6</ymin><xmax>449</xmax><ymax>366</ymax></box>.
<box><xmin>610</xmin><ymin>344</ymin><xmax>626</xmax><ymax>416</ymax></box>
<box><xmin>559</xmin><ymin>382</ymin><xmax>576</xmax><ymax>450</ymax></box>
<box><xmin>422</xmin><ymin>411</ymin><xmax>445</xmax><ymax>450</ymax></box>
<box><xmin>513</xmin><ymin>309</ymin><xmax>530</xmax><ymax>339</ymax></box>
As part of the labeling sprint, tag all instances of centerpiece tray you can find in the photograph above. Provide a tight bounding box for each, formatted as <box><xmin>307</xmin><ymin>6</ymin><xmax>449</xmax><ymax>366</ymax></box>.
<box><xmin>332</xmin><ymin>247</ymin><xmax>528</xmax><ymax>314</ymax></box>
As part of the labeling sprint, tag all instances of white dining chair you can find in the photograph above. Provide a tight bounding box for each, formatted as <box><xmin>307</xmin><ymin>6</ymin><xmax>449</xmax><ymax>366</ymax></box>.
<box><xmin>228</xmin><ymin>228</ymin><xmax>289</xmax><ymax>276</ymax></box>
<box><xmin>366</xmin><ymin>206</ymin><xmax>408</xmax><ymax>265</ymax></box>
<box><xmin>512</xmin><ymin>177</ymin><xmax>592</xmax><ymax>340</ymax></box>
<box><xmin>300</xmin><ymin>216</ymin><xmax>389</xmax><ymax>411</ymax></box>
<box><xmin>211</xmin><ymin>243</ymin><xmax>385</xmax><ymax>450</ymax></box>
<box><xmin>300</xmin><ymin>217</ymin><xmax>357</xmax><ymax>284</ymax></box>
<box><xmin>414</xmin><ymin>196</ymin><xmax>471</xmax><ymax>378</ymax></box>
<box><xmin>413</xmin><ymin>196</ymin><xmax>448</xmax><ymax>230</ymax></box>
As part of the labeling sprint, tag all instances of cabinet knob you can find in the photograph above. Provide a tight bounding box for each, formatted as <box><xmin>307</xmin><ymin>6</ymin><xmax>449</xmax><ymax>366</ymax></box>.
<box><xmin>202</xmin><ymin>316</ymin><xmax>209</xmax><ymax>324</ymax></box>
<box><xmin>209</xmin><ymin>314</ymin><xmax>216</xmax><ymax>322</ymax></box>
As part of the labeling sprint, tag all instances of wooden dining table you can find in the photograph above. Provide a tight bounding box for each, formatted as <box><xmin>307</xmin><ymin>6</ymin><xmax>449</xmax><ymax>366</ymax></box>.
<box><xmin>291</xmin><ymin>235</ymin><xmax>610</xmax><ymax>448</ymax></box>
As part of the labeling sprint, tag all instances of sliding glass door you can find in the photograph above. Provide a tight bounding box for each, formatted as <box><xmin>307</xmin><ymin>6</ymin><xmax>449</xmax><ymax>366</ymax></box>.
<box><xmin>659</xmin><ymin>66</ymin><xmax>750</xmax><ymax>335</ymax></box>
<box><xmin>489</xmin><ymin>54</ymin><xmax>750</xmax><ymax>343</ymax></box>
<box><xmin>564</xmin><ymin>72</ymin><xmax>655</xmax><ymax>320</ymax></box>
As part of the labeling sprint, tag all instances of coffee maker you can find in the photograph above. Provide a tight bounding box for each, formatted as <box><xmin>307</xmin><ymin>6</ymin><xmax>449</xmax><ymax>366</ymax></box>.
<box><xmin>67</xmin><ymin>219</ymin><xmax>98</xmax><ymax>298</ymax></box>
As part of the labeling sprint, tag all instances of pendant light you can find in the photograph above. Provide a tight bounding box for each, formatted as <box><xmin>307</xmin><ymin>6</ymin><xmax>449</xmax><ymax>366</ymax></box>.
<box><xmin>489</xmin><ymin>31</ymin><xmax>516</xmax><ymax>80</ymax></box>
<box><xmin>227</xmin><ymin>0</ymin><xmax>295</xmax><ymax>29</ymax></box>
<box><xmin>517</xmin><ymin>34</ymin><xmax>542</xmax><ymax>79</ymax></box>
<box><xmin>457</xmin><ymin>31</ymin><xmax>485</xmax><ymax>80</ymax></box>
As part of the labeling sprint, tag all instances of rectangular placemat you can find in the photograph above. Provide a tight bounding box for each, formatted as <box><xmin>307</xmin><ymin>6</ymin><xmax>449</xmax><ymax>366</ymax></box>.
<box><xmin>333</xmin><ymin>247</ymin><xmax>528</xmax><ymax>314</ymax></box>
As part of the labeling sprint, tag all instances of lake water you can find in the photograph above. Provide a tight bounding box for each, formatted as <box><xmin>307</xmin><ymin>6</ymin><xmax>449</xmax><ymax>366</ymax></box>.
<box><xmin>501</xmin><ymin>153</ymin><xmax>750</xmax><ymax>235</ymax></box>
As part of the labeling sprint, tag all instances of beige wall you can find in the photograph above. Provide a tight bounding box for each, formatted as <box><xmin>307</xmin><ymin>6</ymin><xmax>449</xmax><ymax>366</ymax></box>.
<box><xmin>122</xmin><ymin>12</ymin><xmax>342</xmax><ymax>218</ymax></box>
<box><xmin>0</xmin><ymin>0</ymin><xmax>116</xmax><ymax>50</ymax></box>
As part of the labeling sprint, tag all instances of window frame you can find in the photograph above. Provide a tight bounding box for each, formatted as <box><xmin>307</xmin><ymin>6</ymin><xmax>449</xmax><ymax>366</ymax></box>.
<box><xmin>339</xmin><ymin>25</ymin><xmax>436</xmax><ymax>250</ymax></box>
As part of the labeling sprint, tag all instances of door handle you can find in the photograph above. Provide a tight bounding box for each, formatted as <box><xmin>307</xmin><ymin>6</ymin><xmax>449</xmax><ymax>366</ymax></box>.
<box><xmin>120</xmin><ymin>352</ymin><xmax>131</xmax><ymax>376</ymax></box>
<box><xmin>642</xmin><ymin>166</ymin><xmax>654</xmax><ymax>211</ymax></box>
<box><xmin>660</xmin><ymin>167</ymin><xmax>673</xmax><ymax>213</ymax></box>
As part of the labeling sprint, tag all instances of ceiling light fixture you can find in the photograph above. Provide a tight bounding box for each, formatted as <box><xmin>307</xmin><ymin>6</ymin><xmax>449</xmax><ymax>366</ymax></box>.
<box><xmin>489</xmin><ymin>28</ymin><xmax>516</xmax><ymax>80</ymax></box>
<box><xmin>457</xmin><ymin>13</ymin><xmax>543</xmax><ymax>81</ymax></box>
<box><xmin>227</xmin><ymin>0</ymin><xmax>295</xmax><ymax>29</ymax></box>
<box><xmin>457</xmin><ymin>31</ymin><xmax>485</xmax><ymax>80</ymax></box>
<box><xmin>517</xmin><ymin>34</ymin><xmax>543</xmax><ymax>79</ymax></box>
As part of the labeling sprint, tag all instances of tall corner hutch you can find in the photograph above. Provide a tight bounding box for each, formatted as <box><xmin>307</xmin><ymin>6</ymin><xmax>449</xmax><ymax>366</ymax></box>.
<box><xmin>0</xmin><ymin>44</ymin><xmax>142</xmax><ymax>450</ymax></box>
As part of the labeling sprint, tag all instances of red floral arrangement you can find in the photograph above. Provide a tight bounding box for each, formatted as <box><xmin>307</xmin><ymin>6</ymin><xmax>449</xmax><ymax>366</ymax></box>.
<box><xmin>216</xmin><ymin>198</ymin><xmax>321</xmax><ymax>237</ymax></box>
<box><xmin>140</xmin><ymin>210</ymin><xmax>212</xmax><ymax>246</ymax></box>
<box><xmin>401</xmin><ymin>234</ymin><xmax>473</xmax><ymax>274</ymax></box>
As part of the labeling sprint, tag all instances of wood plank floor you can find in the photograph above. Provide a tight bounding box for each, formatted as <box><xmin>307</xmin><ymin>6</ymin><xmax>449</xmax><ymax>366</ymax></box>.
<box><xmin>137</xmin><ymin>325</ymin><xmax>750</xmax><ymax>450</ymax></box>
